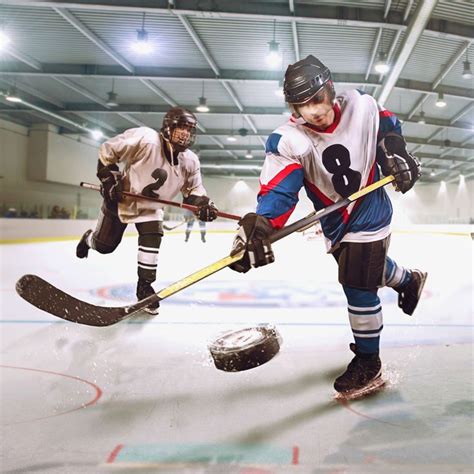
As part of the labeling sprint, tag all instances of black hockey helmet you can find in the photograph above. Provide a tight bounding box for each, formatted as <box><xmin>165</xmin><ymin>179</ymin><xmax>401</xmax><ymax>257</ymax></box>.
<box><xmin>283</xmin><ymin>55</ymin><xmax>334</xmax><ymax>105</ymax></box>
<box><xmin>161</xmin><ymin>106</ymin><xmax>197</xmax><ymax>152</ymax></box>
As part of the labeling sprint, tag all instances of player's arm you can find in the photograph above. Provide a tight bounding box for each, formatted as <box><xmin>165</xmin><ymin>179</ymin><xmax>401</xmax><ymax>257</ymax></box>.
<box><xmin>97</xmin><ymin>128</ymin><xmax>148</xmax><ymax>203</ymax></box>
<box><xmin>376</xmin><ymin>106</ymin><xmax>421</xmax><ymax>193</ymax></box>
<box><xmin>230</xmin><ymin>132</ymin><xmax>305</xmax><ymax>273</ymax></box>
<box><xmin>181</xmin><ymin>156</ymin><xmax>218</xmax><ymax>222</ymax></box>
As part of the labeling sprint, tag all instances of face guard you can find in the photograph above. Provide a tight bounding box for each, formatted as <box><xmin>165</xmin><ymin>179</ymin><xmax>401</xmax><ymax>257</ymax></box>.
<box><xmin>283</xmin><ymin>55</ymin><xmax>335</xmax><ymax>113</ymax></box>
<box><xmin>161</xmin><ymin>107</ymin><xmax>197</xmax><ymax>152</ymax></box>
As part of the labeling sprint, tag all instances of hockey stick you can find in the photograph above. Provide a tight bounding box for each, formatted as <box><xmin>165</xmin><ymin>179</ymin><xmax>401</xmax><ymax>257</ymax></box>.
<box><xmin>163</xmin><ymin>219</ymin><xmax>187</xmax><ymax>231</ymax></box>
<box><xmin>80</xmin><ymin>182</ymin><xmax>241</xmax><ymax>222</ymax></box>
<box><xmin>16</xmin><ymin>175</ymin><xmax>394</xmax><ymax>327</ymax></box>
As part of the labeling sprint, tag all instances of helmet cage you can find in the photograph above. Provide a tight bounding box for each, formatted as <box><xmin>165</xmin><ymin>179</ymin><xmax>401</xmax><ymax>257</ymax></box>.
<box><xmin>161</xmin><ymin>107</ymin><xmax>197</xmax><ymax>152</ymax></box>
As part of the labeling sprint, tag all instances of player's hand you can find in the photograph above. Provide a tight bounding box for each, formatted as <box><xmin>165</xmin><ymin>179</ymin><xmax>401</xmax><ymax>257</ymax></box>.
<box><xmin>97</xmin><ymin>166</ymin><xmax>123</xmax><ymax>203</ymax></box>
<box><xmin>183</xmin><ymin>195</ymin><xmax>218</xmax><ymax>221</ymax></box>
<box><xmin>229</xmin><ymin>213</ymin><xmax>275</xmax><ymax>273</ymax></box>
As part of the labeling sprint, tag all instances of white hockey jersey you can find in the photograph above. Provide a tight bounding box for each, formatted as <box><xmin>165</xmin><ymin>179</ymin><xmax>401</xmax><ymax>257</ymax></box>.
<box><xmin>257</xmin><ymin>89</ymin><xmax>397</xmax><ymax>250</ymax></box>
<box><xmin>99</xmin><ymin>127</ymin><xmax>207</xmax><ymax>224</ymax></box>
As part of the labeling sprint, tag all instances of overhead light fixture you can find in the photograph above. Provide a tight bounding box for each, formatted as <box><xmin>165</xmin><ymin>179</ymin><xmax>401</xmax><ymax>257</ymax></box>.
<box><xmin>196</xmin><ymin>82</ymin><xmax>210</xmax><ymax>112</ymax></box>
<box><xmin>430</xmin><ymin>169</ymin><xmax>436</xmax><ymax>177</ymax></box>
<box><xmin>266</xmin><ymin>40</ymin><xmax>282</xmax><ymax>68</ymax></box>
<box><xmin>227</xmin><ymin>116</ymin><xmax>237</xmax><ymax>141</ymax></box>
<box><xmin>374</xmin><ymin>52</ymin><xmax>389</xmax><ymax>74</ymax></box>
<box><xmin>435</xmin><ymin>92</ymin><xmax>446</xmax><ymax>108</ymax></box>
<box><xmin>196</xmin><ymin>96</ymin><xmax>209</xmax><ymax>113</ymax></box>
<box><xmin>462</xmin><ymin>60</ymin><xmax>472</xmax><ymax>79</ymax></box>
<box><xmin>245</xmin><ymin>150</ymin><xmax>253</xmax><ymax>159</ymax></box>
<box><xmin>5</xmin><ymin>87</ymin><xmax>22</xmax><ymax>103</ymax></box>
<box><xmin>0</xmin><ymin>30</ymin><xmax>10</xmax><ymax>50</ymax></box>
<box><xmin>266</xmin><ymin>21</ymin><xmax>282</xmax><ymax>69</ymax></box>
<box><xmin>131</xmin><ymin>13</ymin><xmax>153</xmax><ymax>54</ymax></box>
<box><xmin>418</xmin><ymin>110</ymin><xmax>426</xmax><ymax>124</ymax></box>
<box><xmin>105</xmin><ymin>79</ymin><xmax>118</xmax><ymax>107</ymax></box>
<box><xmin>106</xmin><ymin>91</ymin><xmax>118</xmax><ymax>107</ymax></box>
<box><xmin>91</xmin><ymin>129</ymin><xmax>103</xmax><ymax>141</ymax></box>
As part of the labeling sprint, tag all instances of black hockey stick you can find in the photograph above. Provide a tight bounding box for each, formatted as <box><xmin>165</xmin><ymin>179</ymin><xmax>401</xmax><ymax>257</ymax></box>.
<box><xmin>81</xmin><ymin>182</ymin><xmax>241</xmax><ymax>221</ymax></box>
<box><xmin>163</xmin><ymin>219</ymin><xmax>186</xmax><ymax>231</ymax></box>
<box><xmin>16</xmin><ymin>175</ymin><xmax>394</xmax><ymax>327</ymax></box>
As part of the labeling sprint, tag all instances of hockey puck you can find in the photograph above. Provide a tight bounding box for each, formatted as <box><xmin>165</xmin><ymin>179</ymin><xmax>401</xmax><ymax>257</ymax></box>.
<box><xmin>208</xmin><ymin>324</ymin><xmax>282</xmax><ymax>372</ymax></box>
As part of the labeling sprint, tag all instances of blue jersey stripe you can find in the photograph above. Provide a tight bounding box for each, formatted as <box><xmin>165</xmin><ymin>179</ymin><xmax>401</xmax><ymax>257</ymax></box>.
<box><xmin>265</xmin><ymin>133</ymin><xmax>283</xmax><ymax>155</ymax></box>
<box><xmin>257</xmin><ymin>167</ymin><xmax>303</xmax><ymax>220</ymax></box>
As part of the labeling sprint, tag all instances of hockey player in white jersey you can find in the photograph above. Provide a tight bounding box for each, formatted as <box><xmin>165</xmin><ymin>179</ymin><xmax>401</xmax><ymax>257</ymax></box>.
<box><xmin>76</xmin><ymin>107</ymin><xmax>218</xmax><ymax>314</ymax></box>
<box><xmin>229</xmin><ymin>55</ymin><xmax>427</xmax><ymax>397</ymax></box>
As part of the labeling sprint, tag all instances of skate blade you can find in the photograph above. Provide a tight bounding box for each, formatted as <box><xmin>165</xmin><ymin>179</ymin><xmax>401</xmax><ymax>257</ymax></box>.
<box><xmin>127</xmin><ymin>309</ymin><xmax>159</xmax><ymax>322</ymax></box>
<box><xmin>334</xmin><ymin>377</ymin><xmax>386</xmax><ymax>401</ymax></box>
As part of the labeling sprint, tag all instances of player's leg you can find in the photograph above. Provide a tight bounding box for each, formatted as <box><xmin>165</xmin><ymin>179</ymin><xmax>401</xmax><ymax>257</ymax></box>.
<box><xmin>332</xmin><ymin>238</ymin><xmax>388</xmax><ymax>395</ymax></box>
<box><xmin>135</xmin><ymin>220</ymin><xmax>163</xmax><ymax>314</ymax></box>
<box><xmin>76</xmin><ymin>201</ymin><xmax>126</xmax><ymax>258</ymax></box>
<box><xmin>385</xmin><ymin>256</ymin><xmax>427</xmax><ymax>316</ymax></box>
<box><xmin>199</xmin><ymin>220</ymin><xmax>206</xmax><ymax>242</ymax></box>
<box><xmin>185</xmin><ymin>219</ymin><xmax>193</xmax><ymax>242</ymax></box>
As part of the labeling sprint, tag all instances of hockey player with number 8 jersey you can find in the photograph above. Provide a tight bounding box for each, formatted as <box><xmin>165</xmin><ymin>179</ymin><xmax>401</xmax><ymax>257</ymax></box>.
<box><xmin>229</xmin><ymin>55</ymin><xmax>427</xmax><ymax>398</ymax></box>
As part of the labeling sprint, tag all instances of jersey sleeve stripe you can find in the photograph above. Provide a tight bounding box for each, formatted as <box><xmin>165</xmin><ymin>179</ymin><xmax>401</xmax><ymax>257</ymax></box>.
<box><xmin>259</xmin><ymin>163</ymin><xmax>303</xmax><ymax>196</ymax></box>
<box><xmin>269</xmin><ymin>205</ymin><xmax>297</xmax><ymax>229</ymax></box>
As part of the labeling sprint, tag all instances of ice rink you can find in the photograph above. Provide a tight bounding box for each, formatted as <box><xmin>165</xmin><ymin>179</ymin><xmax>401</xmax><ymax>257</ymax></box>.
<box><xmin>1</xmin><ymin>223</ymin><xmax>473</xmax><ymax>473</ymax></box>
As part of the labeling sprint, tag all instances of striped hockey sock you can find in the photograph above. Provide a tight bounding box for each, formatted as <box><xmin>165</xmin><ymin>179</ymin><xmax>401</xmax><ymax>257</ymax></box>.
<box><xmin>385</xmin><ymin>256</ymin><xmax>411</xmax><ymax>289</ymax></box>
<box><xmin>343</xmin><ymin>286</ymin><xmax>383</xmax><ymax>355</ymax></box>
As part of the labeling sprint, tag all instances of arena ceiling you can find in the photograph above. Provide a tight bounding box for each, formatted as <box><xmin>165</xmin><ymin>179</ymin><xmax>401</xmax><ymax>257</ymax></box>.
<box><xmin>0</xmin><ymin>0</ymin><xmax>473</xmax><ymax>182</ymax></box>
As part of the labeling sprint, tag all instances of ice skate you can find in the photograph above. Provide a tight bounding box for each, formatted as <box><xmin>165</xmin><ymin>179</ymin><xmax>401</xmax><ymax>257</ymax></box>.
<box><xmin>397</xmin><ymin>269</ymin><xmax>428</xmax><ymax>316</ymax></box>
<box><xmin>136</xmin><ymin>279</ymin><xmax>160</xmax><ymax>315</ymax></box>
<box><xmin>334</xmin><ymin>343</ymin><xmax>385</xmax><ymax>400</ymax></box>
<box><xmin>76</xmin><ymin>229</ymin><xmax>92</xmax><ymax>259</ymax></box>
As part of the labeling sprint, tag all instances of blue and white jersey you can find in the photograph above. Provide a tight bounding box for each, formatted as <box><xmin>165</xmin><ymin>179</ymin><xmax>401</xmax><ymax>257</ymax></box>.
<box><xmin>257</xmin><ymin>89</ymin><xmax>400</xmax><ymax>250</ymax></box>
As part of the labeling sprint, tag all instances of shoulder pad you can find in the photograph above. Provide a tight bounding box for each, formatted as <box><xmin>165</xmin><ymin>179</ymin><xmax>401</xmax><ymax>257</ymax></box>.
<box><xmin>136</xmin><ymin>127</ymin><xmax>159</xmax><ymax>144</ymax></box>
<box><xmin>266</xmin><ymin>125</ymin><xmax>310</xmax><ymax>158</ymax></box>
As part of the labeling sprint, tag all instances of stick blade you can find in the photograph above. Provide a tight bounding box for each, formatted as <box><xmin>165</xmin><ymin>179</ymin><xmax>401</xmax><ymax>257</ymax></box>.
<box><xmin>16</xmin><ymin>274</ymin><xmax>128</xmax><ymax>327</ymax></box>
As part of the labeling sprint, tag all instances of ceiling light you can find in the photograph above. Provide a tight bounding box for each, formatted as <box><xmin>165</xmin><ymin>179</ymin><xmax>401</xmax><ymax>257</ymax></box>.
<box><xmin>435</xmin><ymin>92</ymin><xmax>446</xmax><ymax>108</ymax></box>
<box><xmin>462</xmin><ymin>60</ymin><xmax>472</xmax><ymax>79</ymax></box>
<box><xmin>418</xmin><ymin>111</ymin><xmax>426</xmax><ymax>124</ymax></box>
<box><xmin>132</xmin><ymin>29</ymin><xmax>153</xmax><ymax>54</ymax></box>
<box><xmin>226</xmin><ymin>135</ymin><xmax>237</xmax><ymax>142</ymax></box>
<box><xmin>5</xmin><ymin>87</ymin><xmax>22</xmax><ymax>103</ymax></box>
<box><xmin>374</xmin><ymin>52</ymin><xmax>389</xmax><ymax>74</ymax></box>
<box><xmin>266</xmin><ymin>40</ymin><xmax>282</xmax><ymax>68</ymax></box>
<box><xmin>91</xmin><ymin>129</ymin><xmax>103</xmax><ymax>141</ymax></box>
<box><xmin>196</xmin><ymin>96</ymin><xmax>209</xmax><ymax>113</ymax></box>
<box><xmin>106</xmin><ymin>91</ymin><xmax>118</xmax><ymax>107</ymax></box>
<box><xmin>430</xmin><ymin>169</ymin><xmax>436</xmax><ymax>177</ymax></box>
<box><xmin>0</xmin><ymin>31</ymin><xmax>10</xmax><ymax>50</ymax></box>
<box><xmin>245</xmin><ymin>150</ymin><xmax>253</xmax><ymax>159</ymax></box>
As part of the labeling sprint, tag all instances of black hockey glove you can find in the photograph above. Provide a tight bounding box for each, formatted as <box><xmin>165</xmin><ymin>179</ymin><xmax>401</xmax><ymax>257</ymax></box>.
<box><xmin>229</xmin><ymin>213</ymin><xmax>275</xmax><ymax>274</ymax></box>
<box><xmin>97</xmin><ymin>162</ymin><xmax>123</xmax><ymax>203</ymax></box>
<box><xmin>378</xmin><ymin>133</ymin><xmax>421</xmax><ymax>194</ymax></box>
<box><xmin>183</xmin><ymin>195</ymin><xmax>218</xmax><ymax>222</ymax></box>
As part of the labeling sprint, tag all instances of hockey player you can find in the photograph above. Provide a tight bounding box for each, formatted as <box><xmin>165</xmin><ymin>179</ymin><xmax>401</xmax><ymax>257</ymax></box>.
<box><xmin>76</xmin><ymin>107</ymin><xmax>218</xmax><ymax>314</ymax></box>
<box><xmin>229</xmin><ymin>55</ymin><xmax>427</xmax><ymax>396</ymax></box>
<box><xmin>184</xmin><ymin>209</ymin><xmax>207</xmax><ymax>243</ymax></box>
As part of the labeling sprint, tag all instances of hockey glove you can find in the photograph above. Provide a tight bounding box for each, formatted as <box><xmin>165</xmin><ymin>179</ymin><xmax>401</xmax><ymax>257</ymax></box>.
<box><xmin>97</xmin><ymin>163</ymin><xmax>123</xmax><ymax>203</ymax></box>
<box><xmin>378</xmin><ymin>133</ymin><xmax>421</xmax><ymax>193</ymax></box>
<box><xmin>229</xmin><ymin>213</ymin><xmax>275</xmax><ymax>274</ymax></box>
<box><xmin>183</xmin><ymin>195</ymin><xmax>218</xmax><ymax>222</ymax></box>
